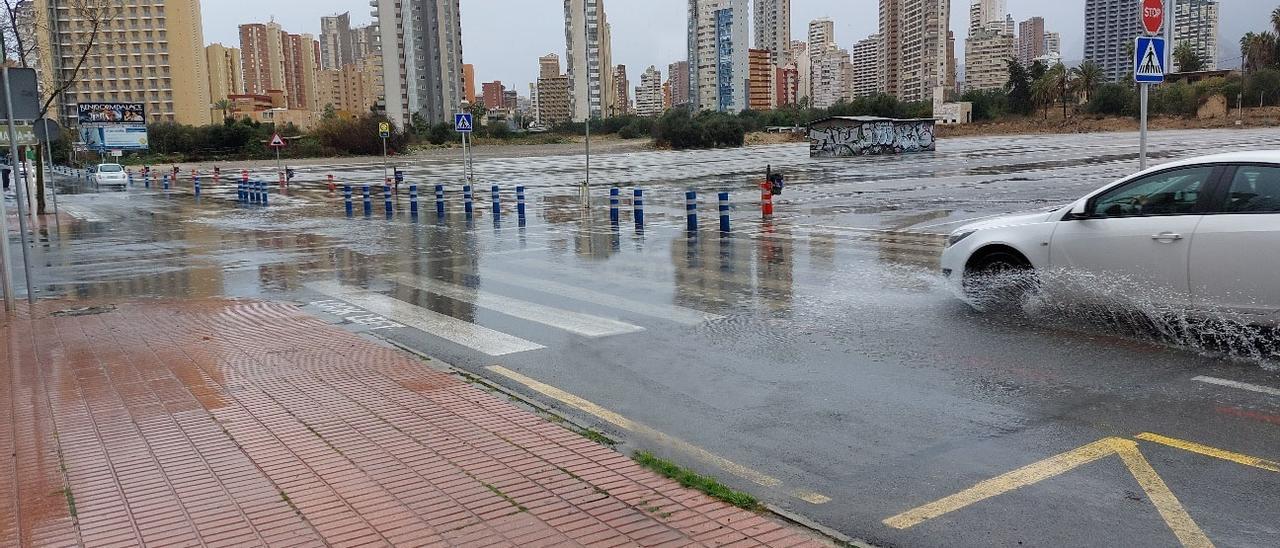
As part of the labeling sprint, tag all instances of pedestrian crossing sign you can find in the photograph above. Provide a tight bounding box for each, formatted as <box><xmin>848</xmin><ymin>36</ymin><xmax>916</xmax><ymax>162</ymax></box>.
<box><xmin>1134</xmin><ymin>36</ymin><xmax>1165</xmax><ymax>84</ymax></box>
<box><xmin>454</xmin><ymin>113</ymin><xmax>473</xmax><ymax>133</ymax></box>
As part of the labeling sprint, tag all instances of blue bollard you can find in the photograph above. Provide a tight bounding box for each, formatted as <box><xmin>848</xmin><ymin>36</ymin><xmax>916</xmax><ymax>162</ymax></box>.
<box><xmin>252</xmin><ymin>180</ymin><xmax>261</xmax><ymax>203</ymax></box>
<box><xmin>686</xmin><ymin>191</ymin><xmax>697</xmax><ymax>232</ymax></box>
<box><xmin>491</xmin><ymin>185</ymin><xmax>500</xmax><ymax>217</ymax></box>
<box><xmin>194</xmin><ymin>176</ymin><xmax>201</xmax><ymax>197</ymax></box>
<box><xmin>261</xmin><ymin>181</ymin><xmax>269</xmax><ymax>206</ymax></box>
<box><xmin>464</xmin><ymin>185</ymin><xmax>473</xmax><ymax>216</ymax></box>
<box><xmin>609</xmin><ymin>187</ymin><xmax>620</xmax><ymax>223</ymax></box>
<box><xmin>237</xmin><ymin>181</ymin><xmax>245</xmax><ymax>202</ymax></box>
<box><xmin>128</xmin><ymin>172</ymin><xmax>134</xmax><ymax>186</ymax></box>
<box><xmin>144</xmin><ymin>173</ymin><xmax>151</xmax><ymax>189</ymax></box>
<box><xmin>163</xmin><ymin>174</ymin><xmax>170</xmax><ymax>190</ymax></box>
<box><xmin>362</xmin><ymin>185</ymin><xmax>372</xmax><ymax>216</ymax></box>
<box><xmin>435</xmin><ymin>184</ymin><xmax>445</xmax><ymax>216</ymax></box>
<box><xmin>633</xmin><ymin>188</ymin><xmax>644</xmax><ymax>228</ymax></box>
<box><xmin>719</xmin><ymin>192</ymin><xmax>730</xmax><ymax>233</ymax></box>
<box><xmin>409</xmin><ymin>184</ymin><xmax>419</xmax><ymax>216</ymax></box>
<box><xmin>344</xmin><ymin>185</ymin><xmax>353</xmax><ymax>216</ymax></box>
<box><xmin>384</xmin><ymin>184</ymin><xmax>393</xmax><ymax>216</ymax></box>
<box><xmin>516</xmin><ymin>186</ymin><xmax>526</xmax><ymax>225</ymax></box>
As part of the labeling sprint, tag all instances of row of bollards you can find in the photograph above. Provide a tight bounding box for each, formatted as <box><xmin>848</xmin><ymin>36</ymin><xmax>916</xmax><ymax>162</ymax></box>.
<box><xmin>237</xmin><ymin>180</ymin><xmax>270</xmax><ymax>205</ymax></box>
<box><xmin>334</xmin><ymin>183</ymin><xmax>742</xmax><ymax>235</ymax></box>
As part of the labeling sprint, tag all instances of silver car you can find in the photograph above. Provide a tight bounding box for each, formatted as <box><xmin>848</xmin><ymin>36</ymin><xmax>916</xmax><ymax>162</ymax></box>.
<box><xmin>93</xmin><ymin>163</ymin><xmax>128</xmax><ymax>187</ymax></box>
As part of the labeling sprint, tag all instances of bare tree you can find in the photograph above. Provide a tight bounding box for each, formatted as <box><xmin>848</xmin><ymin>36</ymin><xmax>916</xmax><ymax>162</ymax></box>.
<box><xmin>1</xmin><ymin>0</ymin><xmax>121</xmax><ymax>214</ymax></box>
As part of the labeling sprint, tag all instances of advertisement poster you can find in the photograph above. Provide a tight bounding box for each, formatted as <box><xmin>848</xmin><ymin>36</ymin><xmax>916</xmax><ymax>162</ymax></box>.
<box><xmin>80</xmin><ymin>125</ymin><xmax>149</xmax><ymax>150</ymax></box>
<box><xmin>77</xmin><ymin>102</ymin><xmax>145</xmax><ymax>124</ymax></box>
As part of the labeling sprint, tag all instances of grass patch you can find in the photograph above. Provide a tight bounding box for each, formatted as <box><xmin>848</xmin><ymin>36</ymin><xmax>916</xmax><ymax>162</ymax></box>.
<box><xmin>580</xmin><ymin>429</ymin><xmax>616</xmax><ymax>446</ymax></box>
<box><xmin>482</xmin><ymin>482</ymin><xmax>528</xmax><ymax>512</ymax></box>
<box><xmin>633</xmin><ymin>451</ymin><xmax>761</xmax><ymax>511</ymax></box>
<box><xmin>63</xmin><ymin>488</ymin><xmax>77</xmax><ymax>518</ymax></box>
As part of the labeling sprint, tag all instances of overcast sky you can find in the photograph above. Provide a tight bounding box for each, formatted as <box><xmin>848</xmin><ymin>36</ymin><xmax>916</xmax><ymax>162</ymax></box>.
<box><xmin>205</xmin><ymin>0</ymin><xmax>1265</xmax><ymax>96</ymax></box>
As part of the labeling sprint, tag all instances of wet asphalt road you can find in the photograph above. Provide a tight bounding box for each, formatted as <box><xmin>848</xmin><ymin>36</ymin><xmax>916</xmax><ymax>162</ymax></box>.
<box><xmin>7</xmin><ymin>128</ymin><xmax>1280</xmax><ymax>547</ymax></box>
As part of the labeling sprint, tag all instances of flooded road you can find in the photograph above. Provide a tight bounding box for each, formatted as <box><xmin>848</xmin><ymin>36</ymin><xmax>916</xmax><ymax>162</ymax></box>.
<box><xmin>7</xmin><ymin>128</ymin><xmax>1280</xmax><ymax>547</ymax></box>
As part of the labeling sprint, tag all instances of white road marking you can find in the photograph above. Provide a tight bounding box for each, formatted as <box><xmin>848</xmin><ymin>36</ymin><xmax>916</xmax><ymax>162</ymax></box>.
<box><xmin>465</xmin><ymin>268</ymin><xmax>723</xmax><ymax>325</ymax></box>
<box><xmin>306</xmin><ymin>281</ymin><xmax>544</xmax><ymax>356</ymax></box>
<box><xmin>1192</xmin><ymin>376</ymin><xmax>1280</xmax><ymax>398</ymax></box>
<box><xmin>388</xmin><ymin>274</ymin><xmax>644</xmax><ymax>338</ymax></box>
<box><xmin>57</xmin><ymin>205</ymin><xmax>107</xmax><ymax>223</ymax></box>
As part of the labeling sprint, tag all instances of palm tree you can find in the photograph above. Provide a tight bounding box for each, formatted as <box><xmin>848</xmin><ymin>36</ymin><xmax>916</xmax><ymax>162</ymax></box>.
<box><xmin>1047</xmin><ymin>63</ymin><xmax>1072</xmax><ymax>118</ymax></box>
<box><xmin>1031</xmin><ymin>76</ymin><xmax>1055</xmax><ymax>119</ymax></box>
<box><xmin>1241</xmin><ymin>32</ymin><xmax>1278</xmax><ymax>73</ymax></box>
<box><xmin>1071</xmin><ymin>61</ymin><xmax>1104</xmax><ymax>104</ymax></box>
<box><xmin>213</xmin><ymin>98</ymin><xmax>232</xmax><ymax>121</ymax></box>
<box><xmin>1272</xmin><ymin>6</ymin><xmax>1280</xmax><ymax>35</ymax></box>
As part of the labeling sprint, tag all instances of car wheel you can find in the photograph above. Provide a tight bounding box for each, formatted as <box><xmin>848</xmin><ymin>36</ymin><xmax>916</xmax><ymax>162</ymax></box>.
<box><xmin>963</xmin><ymin>250</ymin><xmax>1036</xmax><ymax>311</ymax></box>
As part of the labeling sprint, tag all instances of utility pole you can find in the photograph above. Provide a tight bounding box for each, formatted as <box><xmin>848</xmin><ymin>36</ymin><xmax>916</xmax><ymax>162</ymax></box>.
<box><xmin>581</xmin><ymin>0</ymin><xmax>591</xmax><ymax>201</ymax></box>
<box><xmin>1</xmin><ymin>33</ymin><xmax>33</xmax><ymax>307</ymax></box>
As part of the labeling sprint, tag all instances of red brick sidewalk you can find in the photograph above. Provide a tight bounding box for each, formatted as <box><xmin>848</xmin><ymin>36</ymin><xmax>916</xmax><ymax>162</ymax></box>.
<box><xmin>0</xmin><ymin>300</ymin><xmax>825</xmax><ymax>547</ymax></box>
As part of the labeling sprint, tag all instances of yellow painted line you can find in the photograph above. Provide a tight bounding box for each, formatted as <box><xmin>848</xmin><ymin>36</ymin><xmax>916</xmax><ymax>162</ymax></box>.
<box><xmin>486</xmin><ymin>365</ymin><xmax>831</xmax><ymax>505</ymax></box>
<box><xmin>1136</xmin><ymin>432</ymin><xmax>1280</xmax><ymax>474</ymax></box>
<box><xmin>883</xmin><ymin>437</ymin><xmax>1212</xmax><ymax>548</ymax></box>
<box><xmin>882</xmin><ymin>438</ymin><xmax>1117</xmax><ymax>529</ymax></box>
<box><xmin>1112</xmin><ymin>438</ymin><xmax>1214</xmax><ymax>548</ymax></box>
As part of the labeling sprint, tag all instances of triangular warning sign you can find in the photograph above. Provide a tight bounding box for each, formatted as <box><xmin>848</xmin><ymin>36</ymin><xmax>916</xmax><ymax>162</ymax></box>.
<box><xmin>269</xmin><ymin>133</ymin><xmax>285</xmax><ymax>147</ymax></box>
<box><xmin>1137</xmin><ymin>41</ymin><xmax>1163</xmax><ymax>77</ymax></box>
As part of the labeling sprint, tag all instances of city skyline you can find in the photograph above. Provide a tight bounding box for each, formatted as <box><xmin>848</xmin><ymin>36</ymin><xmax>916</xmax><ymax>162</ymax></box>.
<box><xmin>204</xmin><ymin>0</ymin><xmax>1262</xmax><ymax>102</ymax></box>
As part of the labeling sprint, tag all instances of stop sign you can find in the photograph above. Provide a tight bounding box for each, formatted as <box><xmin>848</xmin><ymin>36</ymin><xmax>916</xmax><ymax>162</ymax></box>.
<box><xmin>1141</xmin><ymin>0</ymin><xmax>1164</xmax><ymax>35</ymax></box>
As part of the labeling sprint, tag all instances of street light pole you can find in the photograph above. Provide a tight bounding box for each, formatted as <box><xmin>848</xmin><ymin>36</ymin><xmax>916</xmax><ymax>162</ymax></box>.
<box><xmin>581</xmin><ymin>0</ymin><xmax>591</xmax><ymax>200</ymax></box>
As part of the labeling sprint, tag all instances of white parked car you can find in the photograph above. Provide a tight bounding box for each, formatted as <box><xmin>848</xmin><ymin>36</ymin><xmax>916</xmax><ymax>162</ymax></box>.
<box><xmin>93</xmin><ymin>163</ymin><xmax>127</xmax><ymax>187</ymax></box>
<box><xmin>941</xmin><ymin>151</ymin><xmax>1280</xmax><ymax>323</ymax></box>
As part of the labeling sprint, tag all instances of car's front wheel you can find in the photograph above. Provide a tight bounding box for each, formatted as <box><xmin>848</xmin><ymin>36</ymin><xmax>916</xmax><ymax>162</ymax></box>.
<box><xmin>963</xmin><ymin>248</ymin><xmax>1036</xmax><ymax>311</ymax></box>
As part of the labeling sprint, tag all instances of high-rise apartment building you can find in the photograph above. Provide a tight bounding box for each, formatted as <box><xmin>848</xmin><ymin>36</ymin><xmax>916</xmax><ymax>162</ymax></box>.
<box><xmin>240</xmin><ymin>22</ymin><xmax>321</xmax><ymax>111</ymax></box>
<box><xmin>851</xmin><ymin>34</ymin><xmax>881</xmax><ymax>98</ymax></box>
<box><xmin>753</xmin><ymin>0</ymin><xmax>790</xmax><ymax>68</ymax></box>
<box><xmin>689</xmin><ymin>0</ymin><xmax>749</xmax><ymax>112</ymax></box>
<box><xmin>611</xmin><ymin>65</ymin><xmax>630</xmax><ymax>116</ymax></box>
<box><xmin>791</xmin><ymin>41</ymin><xmax>810</xmax><ymax>101</ymax></box>
<box><xmin>566</xmin><ymin>0</ymin><xmax>614</xmax><ymax>120</ymax></box>
<box><xmin>317</xmin><ymin>64</ymin><xmax>381</xmax><ymax>115</ymax></box>
<box><xmin>880</xmin><ymin>0</ymin><xmax>951</xmax><ymax>102</ymax></box>
<box><xmin>535</xmin><ymin>53</ymin><xmax>571</xmax><ymax>125</ymax></box>
<box><xmin>1174</xmin><ymin>0</ymin><xmax>1219</xmax><ymax>71</ymax></box>
<box><xmin>812</xmin><ymin>48</ymin><xmax>851</xmax><ymax>109</ymax></box>
<box><xmin>482</xmin><ymin>81</ymin><xmax>505</xmax><ymax>110</ymax></box>
<box><xmin>1084</xmin><ymin>0</ymin><xmax>1145</xmax><ymax>82</ymax></box>
<box><xmin>503</xmin><ymin>90</ymin><xmax>518</xmax><ymax>111</ymax></box>
<box><xmin>206</xmin><ymin>44</ymin><xmax>243</xmax><ymax>122</ymax></box>
<box><xmin>668</xmin><ymin>60</ymin><xmax>690</xmax><ymax>108</ymax></box>
<box><xmin>540</xmin><ymin>55</ymin><xmax>561</xmax><ymax>79</ymax></box>
<box><xmin>462</xmin><ymin>64</ymin><xmax>476</xmax><ymax>104</ymax></box>
<box><xmin>776</xmin><ymin>65</ymin><xmax>799</xmax><ymax>107</ymax></box>
<box><xmin>1044</xmin><ymin>32</ymin><xmax>1061</xmax><ymax>57</ymax></box>
<box><xmin>320</xmin><ymin>12</ymin><xmax>353</xmax><ymax>70</ymax></box>
<box><xmin>635</xmin><ymin>65</ymin><xmax>664</xmax><ymax>117</ymax></box>
<box><xmin>748</xmin><ymin>49</ymin><xmax>774</xmax><ymax>110</ymax></box>
<box><xmin>32</xmin><ymin>0</ymin><xmax>210</xmax><ymax>125</ymax></box>
<box><xmin>374</xmin><ymin>0</ymin><xmax>465</xmax><ymax>126</ymax></box>
<box><xmin>966</xmin><ymin>2</ymin><xmax>1014</xmax><ymax>92</ymax></box>
<box><xmin>1018</xmin><ymin>16</ymin><xmax>1046</xmax><ymax>65</ymax></box>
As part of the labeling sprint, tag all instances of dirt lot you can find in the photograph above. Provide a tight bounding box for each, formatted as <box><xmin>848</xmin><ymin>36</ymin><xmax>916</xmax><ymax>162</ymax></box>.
<box><xmin>937</xmin><ymin>106</ymin><xmax>1280</xmax><ymax>138</ymax></box>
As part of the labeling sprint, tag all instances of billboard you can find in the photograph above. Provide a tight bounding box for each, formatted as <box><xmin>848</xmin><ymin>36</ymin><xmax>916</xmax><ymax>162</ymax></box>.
<box><xmin>77</xmin><ymin>102</ymin><xmax>145</xmax><ymax>124</ymax></box>
<box><xmin>77</xmin><ymin>102</ymin><xmax>147</xmax><ymax>151</ymax></box>
<box><xmin>79</xmin><ymin>125</ymin><xmax>149</xmax><ymax>151</ymax></box>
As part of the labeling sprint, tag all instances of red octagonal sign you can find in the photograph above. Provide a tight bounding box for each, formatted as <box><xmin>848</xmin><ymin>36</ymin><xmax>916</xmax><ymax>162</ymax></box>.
<box><xmin>1141</xmin><ymin>0</ymin><xmax>1164</xmax><ymax>35</ymax></box>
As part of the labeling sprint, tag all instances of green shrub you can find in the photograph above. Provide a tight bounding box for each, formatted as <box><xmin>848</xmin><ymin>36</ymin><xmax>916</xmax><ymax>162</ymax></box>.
<box><xmin>1087</xmin><ymin>84</ymin><xmax>1137</xmax><ymax>116</ymax></box>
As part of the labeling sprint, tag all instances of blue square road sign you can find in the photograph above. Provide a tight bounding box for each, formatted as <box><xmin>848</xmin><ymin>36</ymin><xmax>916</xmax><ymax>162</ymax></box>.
<box><xmin>454</xmin><ymin>113</ymin><xmax>473</xmax><ymax>133</ymax></box>
<box><xmin>1134</xmin><ymin>36</ymin><xmax>1166</xmax><ymax>84</ymax></box>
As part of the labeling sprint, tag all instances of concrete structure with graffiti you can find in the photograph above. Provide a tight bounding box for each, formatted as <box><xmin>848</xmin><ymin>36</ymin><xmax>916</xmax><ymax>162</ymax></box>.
<box><xmin>808</xmin><ymin>116</ymin><xmax>937</xmax><ymax>157</ymax></box>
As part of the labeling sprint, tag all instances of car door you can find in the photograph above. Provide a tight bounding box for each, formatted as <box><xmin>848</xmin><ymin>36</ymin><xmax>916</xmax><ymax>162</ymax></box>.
<box><xmin>1049</xmin><ymin>165</ymin><xmax>1222</xmax><ymax>305</ymax></box>
<box><xmin>1189</xmin><ymin>164</ymin><xmax>1280</xmax><ymax>319</ymax></box>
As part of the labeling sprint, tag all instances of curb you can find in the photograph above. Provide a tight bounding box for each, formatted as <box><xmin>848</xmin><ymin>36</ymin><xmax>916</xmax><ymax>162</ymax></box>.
<box><xmin>377</xmin><ymin>336</ymin><xmax>879</xmax><ymax>548</ymax></box>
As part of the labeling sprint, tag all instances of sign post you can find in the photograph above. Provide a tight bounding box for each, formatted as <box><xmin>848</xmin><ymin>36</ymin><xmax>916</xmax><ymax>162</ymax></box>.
<box><xmin>269</xmin><ymin>132</ymin><xmax>285</xmax><ymax>184</ymax></box>
<box><xmin>1135</xmin><ymin>0</ymin><xmax>1166</xmax><ymax>171</ymax></box>
<box><xmin>0</xmin><ymin>64</ymin><xmax>39</xmax><ymax>309</ymax></box>
<box><xmin>454</xmin><ymin>112</ymin><xmax>473</xmax><ymax>185</ymax></box>
<box><xmin>379</xmin><ymin>121</ymin><xmax>390</xmax><ymax>184</ymax></box>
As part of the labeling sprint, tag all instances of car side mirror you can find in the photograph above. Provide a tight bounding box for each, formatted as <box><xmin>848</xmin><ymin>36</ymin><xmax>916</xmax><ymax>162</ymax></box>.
<box><xmin>1067</xmin><ymin>200</ymin><xmax>1089</xmax><ymax>220</ymax></box>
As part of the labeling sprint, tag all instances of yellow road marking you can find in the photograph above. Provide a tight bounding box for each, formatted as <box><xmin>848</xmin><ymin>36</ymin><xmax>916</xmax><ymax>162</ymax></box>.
<box><xmin>882</xmin><ymin>437</ymin><xmax>1213</xmax><ymax>548</ymax></box>
<box><xmin>487</xmin><ymin>365</ymin><xmax>830</xmax><ymax>504</ymax></box>
<box><xmin>1112</xmin><ymin>438</ymin><xmax>1214</xmax><ymax>548</ymax></box>
<box><xmin>1136</xmin><ymin>432</ymin><xmax>1280</xmax><ymax>474</ymax></box>
<box><xmin>882</xmin><ymin>438</ymin><xmax>1116</xmax><ymax>529</ymax></box>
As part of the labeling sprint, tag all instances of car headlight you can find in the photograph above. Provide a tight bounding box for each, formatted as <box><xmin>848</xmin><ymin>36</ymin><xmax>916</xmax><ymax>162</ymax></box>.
<box><xmin>946</xmin><ymin>230</ymin><xmax>976</xmax><ymax>248</ymax></box>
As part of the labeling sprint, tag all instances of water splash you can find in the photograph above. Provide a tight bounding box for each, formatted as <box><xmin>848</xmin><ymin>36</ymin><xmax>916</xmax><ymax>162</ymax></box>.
<box><xmin>961</xmin><ymin>267</ymin><xmax>1280</xmax><ymax>367</ymax></box>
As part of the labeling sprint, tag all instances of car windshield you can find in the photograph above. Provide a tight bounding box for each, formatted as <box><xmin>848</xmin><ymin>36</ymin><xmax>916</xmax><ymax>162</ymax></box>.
<box><xmin>98</xmin><ymin>164</ymin><xmax>123</xmax><ymax>173</ymax></box>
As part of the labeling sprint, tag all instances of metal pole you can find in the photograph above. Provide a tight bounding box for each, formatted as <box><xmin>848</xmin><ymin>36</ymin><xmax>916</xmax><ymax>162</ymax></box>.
<box><xmin>3</xmin><ymin>66</ymin><xmax>34</xmax><ymax>305</ymax></box>
<box><xmin>0</xmin><ymin>134</ymin><xmax>10</xmax><ymax>313</ymax></box>
<box><xmin>42</xmin><ymin>140</ymin><xmax>58</xmax><ymax>234</ymax></box>
<box><xmin>1139</xmin><ymin>83</ymin><xmax>1149</xmax><ymax>170</ymax></box>
<box><xmin>381</xmin><ymin>136</ymin><xmax>388</xmax><ymax>183</ymax></box>
<box><xmin>582</xmin><ymin>0</ymin><xmax>591</xmax><ymax>197</ymax></box>
<box><xmin>275</xmin><ymin>146</ymin><xmax>281</xmax><ymax>184</ymax></box>
<box><xmin>1163</xmin><ymin>0</ymin><xmax>1173</xmax><ymax>70</ymax></box>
